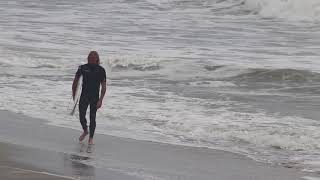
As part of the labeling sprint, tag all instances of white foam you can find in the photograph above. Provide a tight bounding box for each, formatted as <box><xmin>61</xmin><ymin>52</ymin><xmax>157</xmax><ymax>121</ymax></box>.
<box><xmin>302</xmin><ymin>177</ymin><xmax>320</xmax><ymax>180</ymax></box>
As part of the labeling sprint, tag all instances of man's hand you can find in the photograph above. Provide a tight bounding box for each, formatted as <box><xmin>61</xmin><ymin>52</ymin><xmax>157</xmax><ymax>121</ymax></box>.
<box><xmin>96</xmin><ymin>99</ymin><xmax>103</xmax><ymax>109</ymax></box>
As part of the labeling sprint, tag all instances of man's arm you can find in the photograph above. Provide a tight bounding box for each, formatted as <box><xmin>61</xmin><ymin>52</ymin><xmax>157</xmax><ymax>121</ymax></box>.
<box><xmin>99</xmin><ymin>81</ymin><xmax>107</xmax><ymax>101</ymax></box>
<box><xmin>96</xmin><ymin>80</ymin><xmax>106</xmax><ymax>109</ymax></box>
<box><xmin>72</xmin><ymin>75</ymin><xmax>80</xmax><ymax>100</ymax></box>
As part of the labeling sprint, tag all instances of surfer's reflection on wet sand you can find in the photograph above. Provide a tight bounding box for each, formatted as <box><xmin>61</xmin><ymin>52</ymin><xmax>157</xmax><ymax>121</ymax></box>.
<box><xmin>64</xmin><ymin>154</ymin><xmax>95</xmax><ymax>180</ymax></box>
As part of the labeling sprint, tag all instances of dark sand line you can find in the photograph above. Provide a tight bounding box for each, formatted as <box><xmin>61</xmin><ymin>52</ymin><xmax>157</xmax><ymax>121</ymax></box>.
<box><xmin>0</xmin><ymin>110</ymin><xmax>317</xmax><ymax>180</ymax></box>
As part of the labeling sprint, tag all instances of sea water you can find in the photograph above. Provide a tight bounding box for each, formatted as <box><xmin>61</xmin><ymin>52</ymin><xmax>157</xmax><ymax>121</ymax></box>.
<box><xmin>1</xmin><ymin>0</ymin><xmax>320</xmax><ymax>174</ymax></box>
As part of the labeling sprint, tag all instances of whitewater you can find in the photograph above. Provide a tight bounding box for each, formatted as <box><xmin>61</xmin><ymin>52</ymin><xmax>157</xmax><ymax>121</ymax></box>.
<box><xmin>1</xmin><ymin>0</ymin><xmax>320</xmax><ymax>175</ymax></box>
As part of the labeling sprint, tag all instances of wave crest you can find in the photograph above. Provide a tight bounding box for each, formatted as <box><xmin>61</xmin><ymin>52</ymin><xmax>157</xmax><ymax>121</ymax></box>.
<box><xmin>108</xmin><ymin>59</ymin><xmax>161</xmax><ymax>72</ymax></box>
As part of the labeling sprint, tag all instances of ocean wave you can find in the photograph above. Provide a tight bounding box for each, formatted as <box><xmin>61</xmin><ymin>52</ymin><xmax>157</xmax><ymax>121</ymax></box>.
<box><xmin>243</xmin><ymin>0</ymin><xmax>320</xmax><ymax>21</ymax></box>
<box><xmin>146</xmin><ymin>0</ymin><xmax>244</xmax><ymax>11</ymax></box>
<box><xmin>31</xmin><ymin>64</ymin><xmax>60</xmax><ymax>69</ymax></box>
<box><xmin>0</xmin><ymin>57</ymin><xmax>62</xmax><ymax>69</ymax></box>
<box><xmin>201</xmin><ymin>64</ymin><xmax>320</xmax><ymax>83</ymax></box>
<box><xmin>203</xmin><ymin>65</ymin><xmax>225</xmax><ymax>71</ymax></box>
<box><xmin>108</xmin><ymin>59</ymin><xmax>161</xmax><ymax>72</ymax></box>
<box><xmin>112</xmin><ymin>63</ymin><xmax>161</xmax><ymax>71</ymax></box>
<box><xmin>231</xmin><ymin>68</ymin><xmax>320</xmax><ymax>83</ymax></box>
<box><xmin>146</xmin><ymin>0</ymin><xmax>320</xmax><ymax>21</ymax></box>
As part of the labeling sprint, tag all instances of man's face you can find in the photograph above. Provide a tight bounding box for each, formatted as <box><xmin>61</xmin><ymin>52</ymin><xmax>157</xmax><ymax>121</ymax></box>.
<box><xmin>88</xmin><ymin>53</ymin><xmax>99</xmax><ymax>64</ymax></box>
<box><xmin>88</xmin><ymin>53</ymin><xmax>98</xmax><ymax>63</ymax></box>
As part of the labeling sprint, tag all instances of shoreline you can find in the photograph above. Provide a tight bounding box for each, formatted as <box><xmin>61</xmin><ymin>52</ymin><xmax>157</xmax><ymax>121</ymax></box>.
<box><xmin>0</xmin><ymin>110</ymin><xmax>316</xmax><ymax>180</ymax></box>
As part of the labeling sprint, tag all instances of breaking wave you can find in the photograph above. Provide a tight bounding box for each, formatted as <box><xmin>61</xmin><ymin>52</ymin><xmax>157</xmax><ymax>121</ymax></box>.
<box><xmin>231</xmin><ymin>68</ymin><xmax>320</xmax><ymax>83</ymax></box>
<box><xmin>112</xmin><ymin>63</ymin><xmax>161</xmax><ymax>71</ymax></box>
<box><xmin>145</xmin><ymin>0</ymin><xmax>320</xmax><ymax>21</ymax></box>
<box><xmin>243</xmin><ymin>0</ymin><xmax>320</xmax><ymax>21</ymax></box>
<box><xmin>107</xmin><ymin>59</ymin><xmax>161</xmax><ymax>72</ymax></box>
<box><xmin>202</xmin><ymin>65</ymin><xmax>320</xmax><ymax>84</ymax></box>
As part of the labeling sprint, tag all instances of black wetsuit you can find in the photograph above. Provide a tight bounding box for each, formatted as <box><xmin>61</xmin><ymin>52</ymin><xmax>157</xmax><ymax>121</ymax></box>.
<box><xmin>76</xmin><ymin>63</ymin><xmax>106</xmax><ymax>138</ymax></box>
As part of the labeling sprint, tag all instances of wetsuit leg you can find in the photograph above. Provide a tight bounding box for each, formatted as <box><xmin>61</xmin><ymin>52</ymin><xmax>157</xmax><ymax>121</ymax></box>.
<box><xmin>89</xmin><ymin>99</ymin><xmax>98</xmax><ymax>138</ymax></box>
<box><xmin>79</xmin><ymin>95</ymin><xmax>89</xmax><ymax>131</ymax></box>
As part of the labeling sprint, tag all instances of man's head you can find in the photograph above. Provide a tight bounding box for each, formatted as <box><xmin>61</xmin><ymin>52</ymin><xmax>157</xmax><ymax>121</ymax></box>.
<box><xmin>87</xmin><ymin>51</ymin><xmax>100</xmax><ymax>64</ymax></box>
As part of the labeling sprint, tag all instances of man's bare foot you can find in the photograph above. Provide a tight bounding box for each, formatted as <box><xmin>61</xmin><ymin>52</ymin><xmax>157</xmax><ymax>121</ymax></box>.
<box><xmin>88</xmin><ymin>137</ymin><xmax>94</xmax><ymax>145</ymax></box>
<box><xmin>79</xmin><ymin>131</ymin><xmax>88</xmax><ymax>142</ymax></box>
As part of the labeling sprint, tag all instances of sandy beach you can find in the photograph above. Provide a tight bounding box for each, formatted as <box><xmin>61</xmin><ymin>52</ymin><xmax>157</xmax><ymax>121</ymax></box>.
<box><xmin>0</xmin><ymin>110</ymin><xmax>315</xmax><ymax>180</ymax></box>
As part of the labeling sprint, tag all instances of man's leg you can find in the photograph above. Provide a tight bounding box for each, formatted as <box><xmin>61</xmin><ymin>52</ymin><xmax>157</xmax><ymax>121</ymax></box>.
<box><xmin>79</xmin><ymin>96</ymin><xmax>89</xmax><ymax>141</ymax></box>
<box><xmin>88</xmin><ymin>100</ymin><xmax>98</xmax><ymax>145</ymax></box>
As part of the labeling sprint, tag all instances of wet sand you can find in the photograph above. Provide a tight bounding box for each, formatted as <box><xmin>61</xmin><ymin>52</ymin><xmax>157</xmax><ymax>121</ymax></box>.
<box><xmin>0</xmin><ymin>110</ymin><xmax>315</xmax><ymax>180</ymax></box>
<box><xmin>0</xmin><ymin>165</ymin><xmax>75</xmax><ymax>180</ymax></box>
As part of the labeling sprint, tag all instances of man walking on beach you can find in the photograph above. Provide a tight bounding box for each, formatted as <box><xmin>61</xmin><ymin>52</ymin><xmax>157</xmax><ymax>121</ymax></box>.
<box><xmin>72</xmin><ymin>51</ymin><xmax>107</xmax><ymax>146</ymax></box>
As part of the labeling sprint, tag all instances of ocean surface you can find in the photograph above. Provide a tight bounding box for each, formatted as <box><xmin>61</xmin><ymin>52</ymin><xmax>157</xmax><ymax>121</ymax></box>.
<box><xmin>1</xmin><ymin>0</ymin><xmax>320</xmax><ymax>174</ymax></box>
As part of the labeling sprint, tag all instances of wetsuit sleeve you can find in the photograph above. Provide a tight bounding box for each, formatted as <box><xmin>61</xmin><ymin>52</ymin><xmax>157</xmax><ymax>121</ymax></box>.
<box><xmin>100</xmin><ymin>68</ymin><xmax>106</xmax><ymax>83</ymax></box>
<box><xmin>75</xmin><ymin>65</ymin><xmax>82</xmax><ymax>78</ymax></box>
